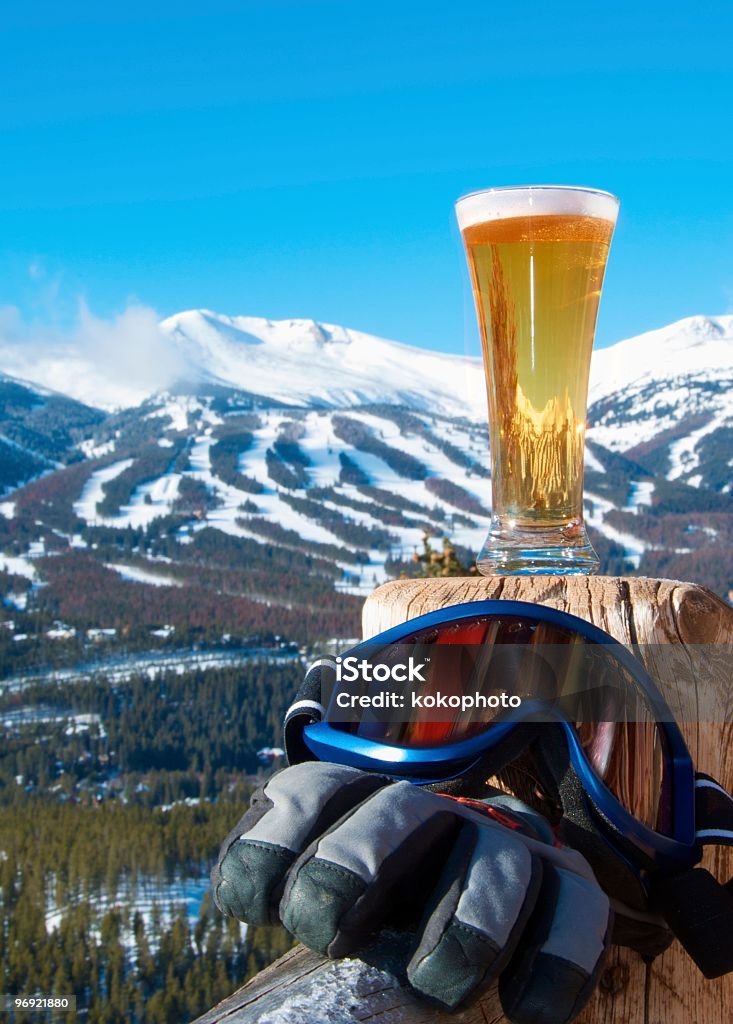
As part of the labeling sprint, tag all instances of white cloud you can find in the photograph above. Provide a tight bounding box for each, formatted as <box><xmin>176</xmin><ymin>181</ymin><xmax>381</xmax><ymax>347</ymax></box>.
<box><xmin>0</xmin><ymin>300</ymin><xmax>186</xmax><ymax>410</ymax></box>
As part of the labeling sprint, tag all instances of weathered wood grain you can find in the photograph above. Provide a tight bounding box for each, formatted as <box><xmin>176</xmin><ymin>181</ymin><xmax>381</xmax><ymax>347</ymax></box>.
<box><xmin>194</xmin><ymin>577</ymin><xmax>733</xmax><ymax>1024</ymax></box>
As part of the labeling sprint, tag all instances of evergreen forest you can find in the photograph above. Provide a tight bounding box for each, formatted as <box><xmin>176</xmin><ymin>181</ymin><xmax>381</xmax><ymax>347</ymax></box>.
<box><xmin>0</xmin><ymin>664</ymin><xmax>302</xmax><ymax>1023</ymax></box>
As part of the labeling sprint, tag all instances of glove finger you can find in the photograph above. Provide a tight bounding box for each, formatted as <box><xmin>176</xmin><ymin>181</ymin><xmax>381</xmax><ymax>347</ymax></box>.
<box><xmin>406</xmin><ymin>819</ymin><xmax>542</xmax><ymax>1010</ymax></box>
<box><xmin>499</xmin><ymin>864</ymin><xmax>612</xmax><ymax>1024</ymax></box>
<box><xmin>212</xmin><ymin>762</ymin><xmax>391</xmax><ymax>925</ymax></box>
<box><xmin>280</xmin><ymin>781</ymin><xmax>461</xmax><ymax>957</ymax></box>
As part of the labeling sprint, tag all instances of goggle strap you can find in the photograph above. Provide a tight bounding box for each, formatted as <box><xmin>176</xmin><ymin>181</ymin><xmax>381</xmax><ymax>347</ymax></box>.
<box><xmin>694</xmin><ymin>773</ymin><xmax>733</xmax><ymax>846</ymax></box>
<box><xmin>650</xmin><ymin>867</ymin><xmax>733</xmax><ymax>979</ymax></box>
<box><xmin>647</xmin><ymin>772</ymin><xmax>733</xmax><ymax>978</ymax></box>
<box><xmin>284</xmin><ymin>657</ymin><xmax>335</xmax><ymax>765</ymax></box>
<box><xmin>284</xmin><ymin>699</ymin><xmax>325</xmax><ymax>725</ymax></box>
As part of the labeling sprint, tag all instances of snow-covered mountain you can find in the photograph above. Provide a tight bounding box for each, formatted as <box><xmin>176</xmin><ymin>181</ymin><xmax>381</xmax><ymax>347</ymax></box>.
<box><xmin>590</xmin><ymin>314</ymin><xmax>733</xmax><ymax>405</ymax></box>
<box><xmin>5</xmin><ymin>306</ymin><xmax>733</xmax><ymax>440</ymax></box>
<box><xmin>0</xmin><ymin>310</ymin><xmax>731</xmax><ymax>629</ymax></box>
<box><xmin>4</xmin><ymin>308</ymin><xmax>731</xmax><ymax>493</ymax></box>
<box><xmin>162</xmin><ymin>311</ymin><xmax>487</xmax><ymax>419</ymax></box>
<box><xmin>3</xmin><ymin>307</ymin><xmax>732</xmax><ymax>438</ymax></box>
<box><xmin>588</xmin><ymin>315</ymin><xmax>733</xmax><ymax>454</ymax></box>
<box><xmin>161</xmin><ymin>312</ymin><xmax>733</xmax><ymax>477</ymax></box>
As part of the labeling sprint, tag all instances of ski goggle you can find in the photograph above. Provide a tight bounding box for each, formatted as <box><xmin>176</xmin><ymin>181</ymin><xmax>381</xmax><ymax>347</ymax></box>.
<box><xmin>285</xmin><ymin>600</ymin><xmax>726</xmax><ymax>874</ymax></box>
<box><xmin>285</xmin><ymin>599</ymin><xmax>733</xmax><ymax>978</ymax></box>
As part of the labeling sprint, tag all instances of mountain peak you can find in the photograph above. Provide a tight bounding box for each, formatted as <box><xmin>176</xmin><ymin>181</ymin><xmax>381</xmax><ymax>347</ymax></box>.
<box><xmin>158</xmin><ymin>311</ymin><xmax>483</xmax><ymax>417</ymax></box>
<box><xmin>589</xmin><ymin>313</ymin><xmax>732</xmax><ymax>404</ymax></box>
<box><xmin>683</xmin><ymin>313</ymin><xmax>732</xmax><ymax>338</ymax></box>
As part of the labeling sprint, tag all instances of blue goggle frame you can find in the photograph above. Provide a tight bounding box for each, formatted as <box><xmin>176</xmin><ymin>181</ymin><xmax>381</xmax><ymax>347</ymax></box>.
<box><xmin>297</xmin><ymin>600</ymin><xmax>699</xmax><ymax>873</ymax></box>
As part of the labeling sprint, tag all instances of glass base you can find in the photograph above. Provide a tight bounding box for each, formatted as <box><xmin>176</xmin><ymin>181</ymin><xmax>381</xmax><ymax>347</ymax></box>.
<box><xmin>476</xmin><ymin>519</ymin><xmax>600</xmax><ymax>576</ymax></box>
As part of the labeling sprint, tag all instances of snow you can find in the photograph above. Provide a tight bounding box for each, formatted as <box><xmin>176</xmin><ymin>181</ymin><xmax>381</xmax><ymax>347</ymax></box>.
<box><xmin>45</xmin><ymin>875</ymin><xmax>213</xmax><ymax>940</ymax></box>
<box><xmin>588</xmin><ymin>316</ymin><xmax>733</xmax><ymax>453</ymax></box>
<box><xmin>295</xmin><ymin>411</ymin><xmax>344</xmax><ymax>486</ymax></box>
<box><xmin>112</xmin><ymin>471</ymin><xmax>182</xmax><ymax>528</ymax></box>
<box><xmin>0</xmin><ymin>351</ymin><xmax>153</xmax><ymax>411</ymax></box>
<box><xmin>47</xmin><ymin>624</ymin><xmax>76</xmax><ymax>639</ymax></box>
<box><xmin>230</xmin><ymin>407</ymin><xmax>491</xmax><ymax>585</ymax></box>
<box><xmin>667</xmin><ymin>414</ymin><xmax>726</xmax><ymax>481</ymax></box>
<box><xmin>1</xmin><ymin>305</ymin><xmax>731</xmax><ymax>492</ymax></box>
<box><xmin>589</xmin><ymin>315</ymin><xmax>733</xmax><ymax>405</ymax></box>
<box><xmin>3</xmin><ymin>705</ymin><xmax>61</xmax><ymax>727</ymax></box>
<box><xmin>153</xmin><ymin>310</ymin><xmax>732</xmax><ymax>493</ymax></box>
<box><xmin>257</xmin><ymin>746</ymin><xmax>285</xmax><ymax>758</ymax></box>
<box><xmin>64</xmin><ymin>712</ymin><xmax>106</xmax><ymax>737</ymax></box>
<box><xmin>73</xmin><ymin>458</ymin><xmax>182</xmax><ymax>529</ymax></box>
<box><xmin>348</xmin><ymin>411</ymin><xmax>477</xmax><ymax>491</ymax></box>
<box><xmin>79</xmin><ymin>437</ymin><xmax>117</xmax><ymax>458</ymax></box>
<box><xmin>0</xmin><ymin>501</ymin><xmax>16</xmax><ymax>519</ymax></box>
<box><xmin>0</xmin><ymin>546</ymin><xmax>44</xmax><ymax>610</ymax></box>
<box><xmin>188</xmin><ymin>433</ymin><xmax>213</xmax><ymax>471</ymax></box>
<box><xmin>151</xmin><ymin>624</ymin><xmax>175</xmax><ymax>638</ymax></box>
<box><xmin>2</xmin><ymin>707</ymin><xmax>103</xmax><ymax>736</ymax></box>
<box><xmin>161</xmin><ymin>310</ymin><xmax>487</xmax><ymax>420</ymax></box>
<box><xmin>1</xmin><ymin>647</ymin><xmax>304</xmax><ymax>692</ymax></box>
<box><xmin>624</xmin><ymin>481</ymin><xmax>654</xmax><ymax>514</ymax></box>
<box><xmin>584</xmin><ymin>491</ymin><xmax>649</xmax><ymax>568</ymax></box>
<box><xmin>159</xmin><ymin>403</ymin><xmax>494</xmax><ymax>587</ymax></box>
<box><xmin>73</xmin><ymin>458</ymin><xmax>134</xmax><ymax>521</ymax></box>
<box><xmin>154</xmin><ymin>395</ymin><xmax>223</xmax><ymax>432</ymax></box>
<box><xmin>106</xmin><ymin>563</ymin><xmax>183</xmax><ymax>588</ymax></box>
<box><xmin>192</xmin><ymin>430</ymin><xmax>363</xmax><ymax>550</ymax></box>
<box><xmin>584</xmin><ymin>447</ymin><xmax>606</xmax><ymax>473</ymax></box>
<box><xmin>255</xmin><ymin>958</ymin><xmax>394</xmax><ymax>1024</ymax></box>
<box><xmin>0</xmin><ymin>553</ymin><xmax>37</xmax><ymax>580</ymax></box>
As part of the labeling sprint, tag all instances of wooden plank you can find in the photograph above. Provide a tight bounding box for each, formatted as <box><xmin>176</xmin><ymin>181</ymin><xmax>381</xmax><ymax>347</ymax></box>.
<box><xmin>195</xmin><ymin>577</ymin><xmax>733</xmax><ymax>1024</ymax></box>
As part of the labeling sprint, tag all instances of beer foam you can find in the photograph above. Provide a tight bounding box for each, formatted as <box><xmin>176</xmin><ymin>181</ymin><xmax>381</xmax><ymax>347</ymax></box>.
<box><xmin>455</xmin><ymin>186</ymin><xmax>619</xmax><ymax>231</ymax></box>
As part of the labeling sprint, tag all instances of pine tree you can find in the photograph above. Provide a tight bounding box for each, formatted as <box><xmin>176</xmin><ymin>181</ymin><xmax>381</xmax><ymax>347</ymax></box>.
<box><xmin>412</xmin><ymin>532</ymin><xmax>473</xmax><ymax>577</ymax></box>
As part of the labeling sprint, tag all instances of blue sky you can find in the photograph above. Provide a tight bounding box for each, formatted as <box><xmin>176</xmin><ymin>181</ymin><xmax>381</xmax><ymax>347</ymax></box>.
<box><xmin>1</xmin><ymin>1</ymin><xmax>732</xmax><ymax>356</ymax></box>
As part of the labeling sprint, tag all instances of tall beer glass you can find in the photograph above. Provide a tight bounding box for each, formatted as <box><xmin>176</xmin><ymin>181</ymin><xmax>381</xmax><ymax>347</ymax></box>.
<box><xmin>456</xmin><ymin>185</ymin><xmax>619</xmax><ymax>575</ymax></box>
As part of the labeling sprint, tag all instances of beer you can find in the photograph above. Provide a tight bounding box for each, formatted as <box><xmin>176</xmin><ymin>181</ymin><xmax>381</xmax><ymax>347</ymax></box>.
<box><xmin>456</xmin><ymin>187</ymin><xmax>619</xmax><ymax>573</ymax></box>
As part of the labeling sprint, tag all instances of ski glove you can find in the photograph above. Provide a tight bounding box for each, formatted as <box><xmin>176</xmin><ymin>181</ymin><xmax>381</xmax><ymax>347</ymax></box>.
<box><xmin>212</xmin><ymin>762</ymin><xmax>612</xmax><ymax>1023</ymax></box>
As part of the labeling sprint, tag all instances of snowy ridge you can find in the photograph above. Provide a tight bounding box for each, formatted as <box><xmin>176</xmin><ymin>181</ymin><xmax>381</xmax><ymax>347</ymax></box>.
<box><xmin>589</xmin><ymin>315</ymin><xmax>733</xmax><ymax>404</ymax></box>
<box><xmin>162</xmin><ymin>310</ymin><xmax>486</xmax><ymax>420</ymax></box>
<box><xmin>163</xmin><ymin>311</ymin><xmax>733</xmax><ymax>431</ymax></box>
<box><xmin>587</xmin><ymin>315</ymin><xmax>733</xmax><ymax>453</ymax></box>
<box><xmin>0</xmin><ymin>369</ymin><xmax>56</xmax><ymax>399</ymax></box>
<box><xmin>3</xmin><ymin>307</ymin><xmax>732</xmax><ymax>450</ymax></box>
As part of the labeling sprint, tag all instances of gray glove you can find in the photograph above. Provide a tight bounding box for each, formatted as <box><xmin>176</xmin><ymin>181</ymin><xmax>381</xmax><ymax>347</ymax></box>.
<box><xmin>212</xmin><ymin>762</ymin><xmax>612</xmax><ymax>1023</ymax></box>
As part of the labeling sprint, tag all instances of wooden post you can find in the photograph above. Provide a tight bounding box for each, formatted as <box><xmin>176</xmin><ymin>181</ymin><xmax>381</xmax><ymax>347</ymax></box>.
<box><xmin>194</xmin><ymin>577</ymin><xmax>733</xmax><ymax>1024</ymax></box>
